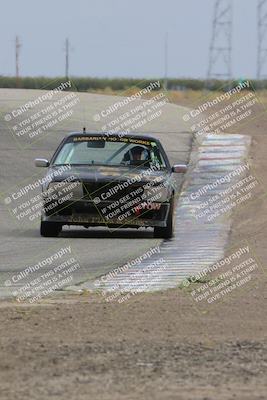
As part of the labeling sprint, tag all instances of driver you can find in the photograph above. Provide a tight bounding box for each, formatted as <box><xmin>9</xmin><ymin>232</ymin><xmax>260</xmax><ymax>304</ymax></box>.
<box><xmin>122</xmin><ymin>145</ymin><xmax>149</xmax><ymax>163</ymax></box>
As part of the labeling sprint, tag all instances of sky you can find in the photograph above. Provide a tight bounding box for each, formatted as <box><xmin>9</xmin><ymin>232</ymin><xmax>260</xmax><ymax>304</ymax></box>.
<box><xmin>0</xmin><ymin>0</ymin><xmax>258</xmax><ymax>79</ymax></box>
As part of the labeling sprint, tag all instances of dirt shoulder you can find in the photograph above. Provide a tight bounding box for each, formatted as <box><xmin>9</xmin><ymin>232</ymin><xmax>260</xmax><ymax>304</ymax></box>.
<box><xmin>0</xmin><ymin>93</ymin><xmax>266</xmax><ymax>400</ymax></box>
<box><xmin>0</xmin><ymin>281</ymin><xmax>266</xmax><ymax>400</ymax></box>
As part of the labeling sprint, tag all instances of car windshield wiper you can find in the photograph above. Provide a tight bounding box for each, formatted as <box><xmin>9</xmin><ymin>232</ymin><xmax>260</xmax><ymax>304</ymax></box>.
<box><xmin>54</xmin><ymin>163</ymin><xmax>121</xmax><ymax>167</ymax></box>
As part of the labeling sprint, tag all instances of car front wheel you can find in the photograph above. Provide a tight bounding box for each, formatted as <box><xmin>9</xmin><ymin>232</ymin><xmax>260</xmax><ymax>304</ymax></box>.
<box><xmin>40</xmin><ymin>221</ymin><xmax>62</xmax><ymax>237</ymax></box>
<box><xmin>154</xmin><ymin>198</ymin><xmax>174</xmax><ymax>239</ymax></box>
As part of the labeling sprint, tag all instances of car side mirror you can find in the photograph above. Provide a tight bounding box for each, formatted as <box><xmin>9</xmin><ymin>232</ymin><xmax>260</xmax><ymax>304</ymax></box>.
<box><xmin>172</xmin><ymin>164</ymin><xmax>187</xmax><ymax>173</ymax></box>
<box><xmin>35</xmin><ymin>158</ymin><xmax>50</xmax><ymax>167</ymax></box>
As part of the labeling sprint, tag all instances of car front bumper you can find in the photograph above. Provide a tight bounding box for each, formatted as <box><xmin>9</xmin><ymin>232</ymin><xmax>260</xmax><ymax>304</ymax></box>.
<box><xmin>42</xmin><ymin>200</ymin><xmax>170</xmax><ymax>228</ymax></box>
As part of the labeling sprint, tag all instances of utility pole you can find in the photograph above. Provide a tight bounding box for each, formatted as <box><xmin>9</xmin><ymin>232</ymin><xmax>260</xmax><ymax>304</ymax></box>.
<box><xmin>163</xmin><ymin>32</ymin><xmax>168</xmax><ymax>91</ymax></box>
<box><xmin>257</xmin><ymin>0</ymin><xmax>267</xmax><ymax>80</ymax></box>
<box><xmin>15</xmin><ymin>36</ymin><xmax>21</xmax><ymax>88</ymax></box>
<box><xmin>65</xmin><ymin>38</ymin><xmax>69</xmax><ymax>79</ymax></box>
<box><xmin>207</xmin><ymin>0</ymin><xmax>233</xmax><ymax>84</ymax></box>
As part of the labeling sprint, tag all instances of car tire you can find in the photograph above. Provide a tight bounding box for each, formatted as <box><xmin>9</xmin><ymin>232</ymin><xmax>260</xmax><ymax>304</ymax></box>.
<box><xmin>154</xmin><ymin>197</ymin><xmax>174</xmax><ymax>239</ymax></box>
<box><xmin>40</xmin><ymin>221</ymin><xmax>62</xmax><ymax>237</ymax></box>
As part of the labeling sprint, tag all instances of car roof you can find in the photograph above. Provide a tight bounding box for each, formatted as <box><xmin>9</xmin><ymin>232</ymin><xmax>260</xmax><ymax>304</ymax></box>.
<box><xmin>65</xmin><ymin>131</ymin><xmax>160</xmax><ymax>143</ymax></box>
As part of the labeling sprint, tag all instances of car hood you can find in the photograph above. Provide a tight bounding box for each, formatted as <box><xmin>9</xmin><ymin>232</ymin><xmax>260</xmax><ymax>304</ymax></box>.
<box><xmin>46</xmin><ymin>165</ymin><xmax>170</xmax><ymax>184</ymax></box>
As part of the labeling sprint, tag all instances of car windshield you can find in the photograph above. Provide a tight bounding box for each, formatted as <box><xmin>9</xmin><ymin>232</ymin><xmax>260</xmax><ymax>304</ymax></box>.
<box><xmin>53</xmin><ymin>136</ymin><xmax>167</xmax><ymax>169</ymax></box>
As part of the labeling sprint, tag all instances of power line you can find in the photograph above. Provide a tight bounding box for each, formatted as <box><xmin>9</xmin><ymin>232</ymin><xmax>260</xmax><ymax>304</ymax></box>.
<box><xmin>207</xmin><ymin>0</ymin><xmax>233</xmax><ymax>83</ymax></box>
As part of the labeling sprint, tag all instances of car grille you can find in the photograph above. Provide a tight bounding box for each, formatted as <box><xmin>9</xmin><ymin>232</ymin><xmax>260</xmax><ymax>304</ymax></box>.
<box><xmin>82</xmin><ymin>182</ymin><xmax>145</xmax><ymax>202</ymax></box>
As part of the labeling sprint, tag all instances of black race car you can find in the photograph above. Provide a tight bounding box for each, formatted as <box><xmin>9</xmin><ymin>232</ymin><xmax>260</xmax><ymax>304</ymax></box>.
<box><xmin>35</xmin><ymin>132</ymin><xmax>187</xmax><ymax>238</ymax></box>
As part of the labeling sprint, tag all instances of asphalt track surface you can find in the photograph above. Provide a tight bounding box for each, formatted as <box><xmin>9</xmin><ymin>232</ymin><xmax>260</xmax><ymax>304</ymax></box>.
<box><xmin>0</xmin><ymin>88</ymin><xmax>192</xmax><ymax>298</ymax></box>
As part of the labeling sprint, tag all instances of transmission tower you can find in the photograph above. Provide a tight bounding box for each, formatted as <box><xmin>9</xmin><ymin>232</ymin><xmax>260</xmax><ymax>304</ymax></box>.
<box><xmin>15</xmin><ymin>36</ymin><xmax>22</xmax><ymax>88</ymax></box>
<box><xmin>257</xmin><ymin>0</ymin><xmax>267</xmax><ymax>79</ymax></box>
<box><xmin>207</xmin><ymin>0</ymin><xmax>233</xmax><ymax>82</ymax></box>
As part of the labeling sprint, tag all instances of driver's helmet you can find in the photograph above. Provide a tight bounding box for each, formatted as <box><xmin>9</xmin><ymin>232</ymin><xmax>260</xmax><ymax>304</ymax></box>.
<box><xmin>123</xmin><ymin>146</ymin><xmax>149</xmax><ymax>163</ymax></box>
